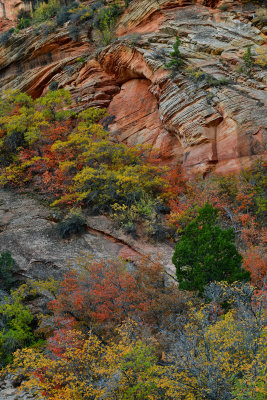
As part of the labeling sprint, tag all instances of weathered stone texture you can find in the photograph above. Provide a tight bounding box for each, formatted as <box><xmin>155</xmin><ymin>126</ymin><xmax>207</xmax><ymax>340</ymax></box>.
<box><xmin>0</xmin><ymin>189</ymin><xmax>175</xmax><ymax>283</ymax></box>
<box><xmin>0</xmin><ymin>0</ymin><xmax>266</xmax><ymax>175</ymax></box>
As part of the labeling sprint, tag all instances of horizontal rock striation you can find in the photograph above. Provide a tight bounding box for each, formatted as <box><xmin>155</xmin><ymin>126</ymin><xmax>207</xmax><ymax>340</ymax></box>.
<box><xmin>0</xmin><ymin>0</ymin><xmax>266</xmax><ymax>175</ymax></box>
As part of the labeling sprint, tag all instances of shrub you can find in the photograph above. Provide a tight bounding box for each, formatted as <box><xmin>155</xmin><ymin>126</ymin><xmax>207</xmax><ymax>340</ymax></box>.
<box><xmin>111</xmin><ymin>195</ymin><xmax>169</xmax><ymax>240</ymax></box>
<box><xmin>251</xmin><ymin>7</ymin><xmax>267</xmax><ymax>30</ymax></box>
<box><xmin>243</xmin><ymin>45</ymin><xmax>253</xmax><ymax>75</ymax></box>
<box><xmin>172</xmin><ymin>203</ymin><xmax>250</xmax><ymax>294</ymax></box>
<box><xmin>67</xmin><ymin>25</ymin><xmax>80</xmax><ymax>41</ymax></box>
<box><xmin>46</xmin><ymin>256</ymin><xmax>188</xmax><ymax>339</ymax></box>
<box><xmin>0</xmin><ymin>251</ymin><xmax>15</xmax><ymax>292</ymax></box>
<box><xmin>218</xmin><ymin>3</ymin><xmax>230</xmax><ymax>11</ymax></box>
<box><xmin>0</xmin><ymin>290</ymin><xmax>36</xmax><ymax>367</ymax></box>
<box><xmin>0</xmin><ymin>28</ymin><xmax>15</xmax><ymax>47</ymax></box>
<box><xmin>17</xmin><ymin>17</ymin><xmax>32</xmax><ymax>30</ymax></box>
<box><xmin>185</xmin><ymin>66</ymin><xmax>229</xmax><ymax>87</ymax></box>
<box><xmin>255</xmin><ymin>46</ymin><xmax>267</xmax><ymax>68</ymax></box>
<box><xmin>167</xmin><ymin>36</ymin><xmax>183</xmax><ymax>70</ymax></box>
<box><xmin>33</xmin><ymin>0</ymin><xmax>60</xmax><ymax>24</ymax></box>
<box><xmin>55</xmin><ymin>2</ymin><xmax>81</xmax><ymax>26</ymax></box>
<box><xmin>49</xmin><ymin>81</ymin><xmax>59</xmax><ymax>91</ymax></box>
<box><xmin>76</xmin><ymin>56</ymin><xmax>86</xmax><ymax>63</ymax></box>
<box><xmin>0</xmin><ymin>90</ymin><xmax>176</xmax><ymax>237</ymax></box>
<box><xmin>56</xmin><ymin>210</ymin><xmax>87</xmax><ymax>239</ymax></box>
<box><xmin>94</xmin><ymin>4</ymin><xmax>122</xmax><ymax>45</ymax></box>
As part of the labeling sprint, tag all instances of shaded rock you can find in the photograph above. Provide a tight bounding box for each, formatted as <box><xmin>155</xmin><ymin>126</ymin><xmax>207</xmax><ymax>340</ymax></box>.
<box><xmin>0</xmin><ymin>189</ymin><xmax>176</xmax><ymax>282</ymax></box>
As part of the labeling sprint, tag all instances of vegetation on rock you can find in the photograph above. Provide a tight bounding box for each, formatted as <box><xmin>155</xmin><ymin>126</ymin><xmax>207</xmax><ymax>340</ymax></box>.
<box><xmin>0</xmin><ymin>3</ymin><xmax>266</xmax><ymax>395</ymax></box>
<box><xmin>4</xmin><ymin>265</ymin><xmax>266</xmax><ymax>399</ymax></box>
<box><xmin>172</xmin><ymin>203</ymin><xmax>250</xmax><ymax>294</ymax></box>
<box><xmin>0</xmin><ymin>89</ymin><xmax>177</xmax><ymax>238</ymax></box>
<box><xmin>0</xmin><ymin>251</ymin><xmax>15</xmax><ymax>292</ymax></box>
<box><xmin>167</xmin><ymin>36</ymin><xmax>183</xmax><ymax>70</ymax></box>
<box><xmin>0</xmin><ymin>289</ymin><xmax>39</xmax><ymax>368</ymax></box>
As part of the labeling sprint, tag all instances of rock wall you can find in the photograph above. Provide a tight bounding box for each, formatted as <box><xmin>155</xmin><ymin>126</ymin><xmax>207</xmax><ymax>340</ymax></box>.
<box><xmin>0</xmin><ymin>0</ymin><xmax>30</xmax><ymax>20</ymax></box>
<box><xmin>0</xmin><ymin>0</ymin><xmax>266</xmax><ymax>175</ymax></box>
<box><xmin>0</xmin><ymin>188</ymin><xmax>176</xmax><ymax>283</ymax></box>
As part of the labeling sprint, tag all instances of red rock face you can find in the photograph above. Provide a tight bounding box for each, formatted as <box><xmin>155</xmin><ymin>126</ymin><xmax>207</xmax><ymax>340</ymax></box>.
<box><xmin>0</xmin><ymin>0</ymin><xmax>266</xmax><ymax>177</ymax></box>
<box><xmin>0</xmin><ymin>18</ymin><xmax>15</xmax><ymax>32</ymax></box>
<box><xmin>0</xmin><ymin>0</ymin><xmax>26</xmax><ymax>20</ymax></box>
<box><xmin>107</xmin><ymin>79</ymin><xmax>182</xmax><ymax>164</ymax></box>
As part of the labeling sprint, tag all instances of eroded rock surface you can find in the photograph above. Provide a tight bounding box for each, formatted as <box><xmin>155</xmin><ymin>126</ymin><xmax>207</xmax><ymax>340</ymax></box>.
<box><xmin>0</xmin><ymin>189</ymin><xmax>176</xmax><ymax>282</ymax></box>
<box><xmin>0</xmin><ymin>0</ymin><xmax>266</xmax><ymax>174</ymax></box>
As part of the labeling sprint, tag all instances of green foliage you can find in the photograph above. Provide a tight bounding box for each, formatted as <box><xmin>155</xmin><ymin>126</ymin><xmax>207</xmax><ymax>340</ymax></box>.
<box><xmin>172</xmin><ymin>203</ymin><xmax>250</xmax><ymax>294</ymax></box>
<box><xmin>17</xmin><ymin>17</ymin><xmax>32</xmax><ymax>30</ymax></box>
<box><xmin>0</xmin><ymin>251</ymin><xmax>15</xmax><ymax>292</ymax></box>
<box><xmin>167</xmin><ymin>36</ymin><xmax>183</xmax><ymax>70</ymax></box>
<box><xmin>243</xmin><ymin>45</ymin><xmax>253</xmax><ymax>75</ymax></box>
<box><xmin>185</xmin><ymin>66</ymin><xmax>229</xmax><ymax>87</ymax></box>
<box><xmin>0</xmin><ymin>28</ymin><xmax>15</xmax><ymax>47</ymax></box>
<box><xmin>33</xmin><ymin>0</ymin><xmax>60</xmax><ymax>24</ymax></box>
<box><xmin>232</xmin><ymin>377</ymin><xmax>267</xmax><ymax>400</ymax></box>
<box><xmin>241</xmin><ymin>158</ymin><xmax>267</xmax><ymax>219</ymax></box>
<box><xmin>0</xmin><ymin>290</ymin><xmax>35</xmax><ymax>367</ymax></box>
<box><xmin>119</xmin><ymin>341</ymin><xmax>158</xmax><ymax>399</ymax></box>
<box><xmin>55</xmin><ymin>1</ymin><xmax>122</xmax><ymax>45</ymax></box>
<box><xmin>0</xmin><ymin>91</ymin><xmax>169</xmax><ymax>238</ymax></box>
<box><xmin>76</xmin><ymin>56</ymin><xmax>86</xmax><ymax>63</ymax></box>
<box><xmin>56</xmin><ymin>210</ymin><xmax>87</xmax><ymax>239</ymax></box>
<box><xmin>50</xmin><ymin>107</ymin><xmax>167</xmax><ymax>217</ymax></box>
<box><xmin>94</xmin><ymin>4</ymin><xmax>122</xmax><ymax>45</ymax></box>
<box><xmin>218</xmin><ymin>3</ymin><xmax>230</xmax><ymax>11</ymax></box>
<box><xmin>36</xmin><ymin>89</ymin><xmax>71</xmax><ymax>122</ymax></box>
<box><xmin>0</xmin><ymin>89</ymin><xmax>71</xmax><ymax>156</ymax></box>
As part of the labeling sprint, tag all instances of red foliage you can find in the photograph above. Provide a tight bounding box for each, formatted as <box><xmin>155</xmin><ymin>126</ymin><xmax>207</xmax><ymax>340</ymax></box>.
<box><xmin>47</xmin><ymin>258</ymin><xmax>188</xmax><ymax>343</ymax></box>
<box><xmin>18</xmin><ymin>121</ymin><xmax>73</xmax><ymax>196</ymax></box>
<box><xmin>48</xmin><ymin>261</ymin><xmax>146</xmax><ymax>334</ymax></box>
<box><xmin>243</xmin><ymin>247</ymin><xmax>267</xmax><ymax>290</ymax></box>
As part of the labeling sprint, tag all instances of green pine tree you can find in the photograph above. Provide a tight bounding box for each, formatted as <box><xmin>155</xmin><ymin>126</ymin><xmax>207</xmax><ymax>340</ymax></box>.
<box><xmin>243</xmin><ymin>45</ymin><xmax>253</xmax><ymax>76</ymax></box>
<box><xmin>0</xmin><ymin>251</ymin><xmax>15</xmax><ymax>291</ymax></box>
<box><xmin>167</xmin><ymin>36</ymin><xmax>183</xmax><ymax>70</ymax></box>
<box><xmin>172</xmin><ymin>203</ymin><xmax>250</xmax><ymax>294</ymax></box>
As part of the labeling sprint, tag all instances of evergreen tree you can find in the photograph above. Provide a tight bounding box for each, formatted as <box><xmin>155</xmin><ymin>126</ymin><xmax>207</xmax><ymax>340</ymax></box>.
<box><xmin>0</xmin><ymin>251</ymin><xmax>15</xmax><ymax>291</ymax></box>
<box><xmin>167</xmin><ymin>36</ymin><xmax>183</xmax><ymax>70</ymax></box>
<box><xmin>172</xmin><ymin>203</ymin><xmax>250</xmax><ymax>294</ymax></box>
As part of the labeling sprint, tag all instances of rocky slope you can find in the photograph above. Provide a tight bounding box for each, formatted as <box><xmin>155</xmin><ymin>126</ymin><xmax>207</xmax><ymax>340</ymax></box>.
<box><xmin>0</xmin><ymin>0</ymin><xmax>266</xmax><ymax>281</ymax></box>
<box><xmin>0</xmin><ymin>0</ymin><xmax>266</xmax><ymax>176</ymax></box>
<box><xmin>0</xmin><ymin>188</ymin><xmax>176</xmax><ymax>282</ymax></box>
<box><xmin>0</xmin><ymin>3</ymin><xmax>266</xmax><ymax>397</ymax></box>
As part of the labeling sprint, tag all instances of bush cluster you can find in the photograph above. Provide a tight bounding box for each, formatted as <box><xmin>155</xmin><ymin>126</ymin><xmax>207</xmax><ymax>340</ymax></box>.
<box><xmin>11</xmin><ymin>0</ymin><xmax>127</xmax><ymax>46</ymax></box>
<box><xmin>185</xmin><ymin>66</ymin><xmax>229</xmax><ymax>86</ymax></box>
<box><xmin>0</xmin><ymin>89</ymin><xmax>174</xmax><ymax>239</ymax></box>
<box><xmin>0</xmin><ymin>251</ymin><xmax>15</xmax><ymax>292</ymax></box>
<box><xmin>56</xmin><ymin>210</ymin><xmax>87</xmax><ymax>239</ymax></box>
<box><xmin>0</xmin><ymin>28</ymin><xmax>15</xmax><ymax>46</ymax></box>
<box><xmin>4</xmin><ymin>256</ymin><xmax>266</xmax><ymax>399</ymax></box>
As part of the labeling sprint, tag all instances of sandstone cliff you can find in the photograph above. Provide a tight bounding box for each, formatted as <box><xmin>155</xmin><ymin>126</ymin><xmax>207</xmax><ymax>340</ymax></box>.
<box><xmin>0</xmin><ymin>4</ymin><xmax>266</xmax><ymax>397</ymax></box>
<box><xmin>0</xmin><ymin>0</ymin><xmax>266</xmax><ymax>176</ymax></box>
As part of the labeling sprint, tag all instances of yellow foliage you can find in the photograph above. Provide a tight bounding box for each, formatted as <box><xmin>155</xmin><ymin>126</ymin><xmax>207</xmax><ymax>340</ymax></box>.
<box><xmin>255</xmin><ymin>46</ymin><xmax>267</xmax><ymax>68</ymax></box>
<box><xmin>6</xmin><ymin>282</ymin><xmax>267</xmax><ymax>400</ymax></box>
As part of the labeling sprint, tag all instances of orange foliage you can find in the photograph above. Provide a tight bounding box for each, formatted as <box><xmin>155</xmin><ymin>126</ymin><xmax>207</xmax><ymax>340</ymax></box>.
<box><xmin>243</xmin><ymin>247</ymin><xmax>267</xmax><ymax>290</ymax></box>
<box><xmin>47</xmin><ymin>257</ymin><xmax>188</xmax><ymax>343</ymax></box>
